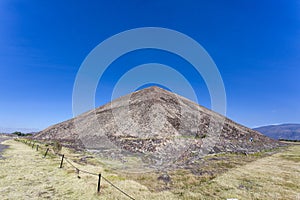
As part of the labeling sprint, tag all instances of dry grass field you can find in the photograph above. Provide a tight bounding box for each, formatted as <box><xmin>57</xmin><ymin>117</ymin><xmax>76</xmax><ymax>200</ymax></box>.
<box><xmin>0</xmin><ymin>139</ymin><xmax>299</xmax><ymax>200</ymax></box>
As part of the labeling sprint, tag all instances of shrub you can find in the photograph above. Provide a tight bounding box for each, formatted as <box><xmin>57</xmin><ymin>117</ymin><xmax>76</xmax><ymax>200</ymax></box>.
<box><xmin>12</xmin><ymin>131</ymin><xmax>26</xmax><ymax>136</ymax></box>
<box><xmin>53</xmin><ymin>141</ymin><xmax>62</xmax><ymax>153</ymax></box>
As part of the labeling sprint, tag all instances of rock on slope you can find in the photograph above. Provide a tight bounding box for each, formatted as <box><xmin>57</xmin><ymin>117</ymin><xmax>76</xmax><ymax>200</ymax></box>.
<box><xmin>34</xmin><ymin>86</ymin><xmax>280</xmax><ymax>167</ymax></box>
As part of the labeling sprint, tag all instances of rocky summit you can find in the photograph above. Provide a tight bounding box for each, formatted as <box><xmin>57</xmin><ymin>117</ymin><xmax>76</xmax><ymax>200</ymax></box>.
<box><xmin>34</xmin><ymin>86</ymin><xmax>281</xmax><ymax>168</ymax></box>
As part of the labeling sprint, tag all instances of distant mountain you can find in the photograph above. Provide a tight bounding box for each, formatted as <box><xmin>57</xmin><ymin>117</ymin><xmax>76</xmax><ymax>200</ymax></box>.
<box><xmin>254</xmin><ymin>124</ymin><xmax>300</xmax><ymax>140</ymax></box>
<box><xmin>0</xmin><ymin>127</ymin><xmax>39</xmax><ymax>134</ymax></box>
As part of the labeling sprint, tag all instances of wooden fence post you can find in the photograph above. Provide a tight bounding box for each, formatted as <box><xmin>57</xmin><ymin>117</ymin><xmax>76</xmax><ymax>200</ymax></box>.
<box><xmin>60</xmin><ymin>155</ymin><xmax>64</xmax><ymax>168</ymax></box>
<box><xmin>36</xmin><ymin>145</ymin><xmax>39</xmax><ymax>151</ymax></box>
<box><xmin>97</xmin><ymin>173</ymin><xmax>102</xmax><ymax>193</ymax></box>
<box><xmin>44</xmin><ymin>148</ymin><xmax>49</xmax><ymax>158</ymax></box>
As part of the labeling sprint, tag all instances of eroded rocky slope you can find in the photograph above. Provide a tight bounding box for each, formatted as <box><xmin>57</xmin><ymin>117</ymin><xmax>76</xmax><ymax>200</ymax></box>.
<box><xmin>35</xmin><ymin>86</ymin><xmax>281</xmax><ymax>168</ymax></box>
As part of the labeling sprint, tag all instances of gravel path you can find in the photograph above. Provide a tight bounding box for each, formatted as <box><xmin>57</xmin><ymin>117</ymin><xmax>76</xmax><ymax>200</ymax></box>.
<box><xmin>0</xmin><ymin>137</ymin><xmax>10</xmax><ymax>159</ymax></box>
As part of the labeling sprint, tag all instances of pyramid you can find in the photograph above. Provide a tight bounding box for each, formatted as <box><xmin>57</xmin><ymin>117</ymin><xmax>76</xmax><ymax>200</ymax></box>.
<box><xmin>34</xmin><ymin>86</ymin><xmax>280</xmax><ymax>167</ymax></box>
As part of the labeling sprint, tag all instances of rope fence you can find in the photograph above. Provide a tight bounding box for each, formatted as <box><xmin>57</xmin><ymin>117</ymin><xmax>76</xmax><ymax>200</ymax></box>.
<box><xmin>15</xmin><ymin>138</ymin><xmax>135</xmax><ymax>200</ymax></box>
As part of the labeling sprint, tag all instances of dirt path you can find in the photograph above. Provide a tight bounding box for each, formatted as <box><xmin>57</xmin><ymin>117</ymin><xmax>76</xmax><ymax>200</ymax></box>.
<box><xmin>0</xmin><ymin>137</ymin><xmax>10</xmax><ymax>159</ymax></box>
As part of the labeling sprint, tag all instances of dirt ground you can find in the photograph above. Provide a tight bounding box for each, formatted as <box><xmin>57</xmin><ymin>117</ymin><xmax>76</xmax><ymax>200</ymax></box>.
<box><xmin>0</xmin><ymin>139</ymin><xmax>299</xmax><ymax>200</ymax></box>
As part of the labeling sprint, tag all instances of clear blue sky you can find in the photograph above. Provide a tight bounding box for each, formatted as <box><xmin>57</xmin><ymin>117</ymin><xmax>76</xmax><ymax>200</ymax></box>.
<box><xmin>0</xmin><ymin>0</ymin><xmax>299</xmax><ymax>131</ymax></box>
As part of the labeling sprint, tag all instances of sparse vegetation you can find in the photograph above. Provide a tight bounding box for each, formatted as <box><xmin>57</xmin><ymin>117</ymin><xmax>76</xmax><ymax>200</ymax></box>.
<box><xmin>12</xmin><ymin>131</ymin><xmax>32</xmax><ymax>137</ymax></box>
<box><xmin>1</xmin><ymin>139</ymin><xmax>299</xmax><ymax>199</ymax></box>
<box><xmin>53</xmin><ymin>140</ymin><xmax>62</xmax><ymax>153</ymax></box>
<box><xmin>279</xmin><ymin>138</ymin><xmax>300</xmax><ymax>142</ymax></box>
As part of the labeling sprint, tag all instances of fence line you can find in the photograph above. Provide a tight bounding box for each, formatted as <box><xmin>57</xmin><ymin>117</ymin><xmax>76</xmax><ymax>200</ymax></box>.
<box><xmin>102</xmin><ymin>175</ymin><xmax>135</xmax><ymax>200</ymax></box>
<box><xmin>15</xmin><ymin>138</ymin><xmax>135</xmax><ymax>200</ymax></box>
<box><xmin>64</xmin><ymin>157</ymin><xmax>99</xmax><ymax>176</ymax></box>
